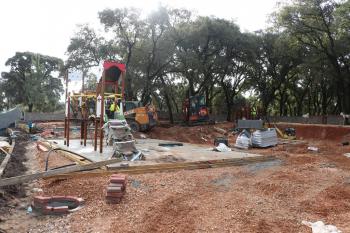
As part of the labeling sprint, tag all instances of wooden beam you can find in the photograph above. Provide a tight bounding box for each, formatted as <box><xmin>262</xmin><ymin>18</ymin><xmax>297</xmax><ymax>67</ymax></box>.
<box><xmin>0</xmin><ymin>158</ymin><xmax>122</xmax><ymax>187</ymax></box>
<box><xmin>45</xmin><ymin>156</ymin><xmax>277</xmax><ymax>180</ymax></box>
<box><xmin>0</xmin><ymin>133</ymin><xmax>15</xmax><ymax>178</ymax></box>
<box><xmin>0</xmin><ymin>148</ymin><xmax>12</xmax><ymax>178</ymax></box>
<box><xmin>37</xmin><ymin>141</ymin><xmax>92</xmax><ymax>165</ymax></box>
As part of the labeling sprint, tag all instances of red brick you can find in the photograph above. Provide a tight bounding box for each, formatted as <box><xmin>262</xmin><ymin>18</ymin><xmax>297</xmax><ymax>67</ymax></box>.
<box><xmin>110</xmin><ymin>174</ymin><xmax>127</xmax><ymax>179</ymax></box>
<box><xmin>50</xmin><ymin>195</ymin><xmax>67</xmax><ymax>201</ymax></box>
<box><xmin>33</xmin><ymin>196</ymin><xmax>50</xmax><ymax>204</ymax></box>
<box><xmin>106</xmin><ymin>192</ymin><xmax>124</xmax><ymax>198</ymax></box>
<box><xmin>43</xmin><ymin>206</ymin><xmax>69</xmax><ymax>214</ymax></box>
<box><xmin>110</xmin><ymin>177</ymin><xmax>126</xmax><ymax>184</ymax></box>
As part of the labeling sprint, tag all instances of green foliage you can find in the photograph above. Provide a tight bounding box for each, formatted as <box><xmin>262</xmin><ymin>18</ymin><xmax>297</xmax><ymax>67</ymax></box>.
<box><xmin>1</xmin><ymin>52</ymin><xmax>64</xmax><ymax>112</ymax></box>
<box><xmin>84</xmin><ymin>72</ymin><xmax>98</xmax><ymax>91</ymax></box>
<box><xmin>65</xmin><ymin>1</ymin><xmax>350</xmax><ymax>121</ymax></box>
<box><xmin>276</xmin><ymin>0</ymin><xmax>350</xmax><ymax>114</ymax></box>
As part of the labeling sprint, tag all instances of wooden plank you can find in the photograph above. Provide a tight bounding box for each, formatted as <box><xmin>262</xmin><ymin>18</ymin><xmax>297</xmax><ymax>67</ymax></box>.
<box><xmin>0</xmin><ymin>157</ymin><xmax>122</xmax><ymax>187</ymax></box>
<box><xmin>38</xmin><ymin>140</ymin><xmax>92</xmax><ymax>165</ymax></box>
<box><xmin>44</xmin><ymin>156</ymin><xmax>277</xmax><ymax>180</ymax></box>
<box><xmin>0</xmin><ymin>132</ymin><xmax>15</xmax><ymax>178</ymax></box>
<box><xmin>0</xmin><ymin>148</ymin><xmax>12</xmax><ymax>178</ymax></box>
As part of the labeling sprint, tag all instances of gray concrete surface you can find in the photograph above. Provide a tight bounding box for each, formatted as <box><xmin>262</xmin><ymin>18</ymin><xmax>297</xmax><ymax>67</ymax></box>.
<box><xmin>49</xmin><ymin>138</ymin><xmax>263</xmax><ymax>168</ymax></box>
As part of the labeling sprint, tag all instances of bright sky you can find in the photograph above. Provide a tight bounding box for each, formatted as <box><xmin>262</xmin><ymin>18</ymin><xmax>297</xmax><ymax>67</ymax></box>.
<box><xmin>0</xmin><ymin>0</ymin><xmax>282</xmax><ymax>74</ymax></box>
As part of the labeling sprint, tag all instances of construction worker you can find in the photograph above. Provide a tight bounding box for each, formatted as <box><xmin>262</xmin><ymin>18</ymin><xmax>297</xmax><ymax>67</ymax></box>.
<box><xmin>109</xmin><ymin>101</ymin><xmax>120</xmax><ymax>119</ymax></box>
<box><xmin>109</xmin><ymin>101</ymin><xmax>115</xmax><ymax>119</ymax></box>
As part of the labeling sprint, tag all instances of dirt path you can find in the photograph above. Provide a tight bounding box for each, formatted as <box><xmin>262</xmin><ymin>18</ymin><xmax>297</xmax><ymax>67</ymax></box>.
<box><xmin>0</xmin><ymin>133</ymin><xmax>47</xmax><ymax>233</ymax></box>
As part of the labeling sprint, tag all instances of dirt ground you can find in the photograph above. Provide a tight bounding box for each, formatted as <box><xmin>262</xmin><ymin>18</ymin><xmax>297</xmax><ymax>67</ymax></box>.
<box><xmin>1</xmin><ymin>122</ymin><xmax>350</xmax><ymax>232</ymax></box>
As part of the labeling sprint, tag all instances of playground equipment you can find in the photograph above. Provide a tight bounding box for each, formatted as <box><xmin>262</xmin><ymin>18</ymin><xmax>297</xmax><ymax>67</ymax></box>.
<box><xmin>64</xmin><ymin>61</ymin><xmax>129</xmax><ymax>154</ymax></box>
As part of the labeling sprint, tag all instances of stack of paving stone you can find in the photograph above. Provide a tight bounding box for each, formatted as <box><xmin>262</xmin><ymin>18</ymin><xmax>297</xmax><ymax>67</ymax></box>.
<box><xmin>251</xmin><ymin>128</ymin><xmax>278</xmax><ymax>148</ymax></box>
<box><xmin>105</xmin><ymin>174</ymin><xmax>127</xmax><ymax>204</ymax></box>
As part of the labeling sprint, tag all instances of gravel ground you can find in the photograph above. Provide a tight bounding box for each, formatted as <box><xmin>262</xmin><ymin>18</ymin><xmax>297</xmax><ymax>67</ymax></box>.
<box><xmin>27</xmin><ymin>141</ymin><xmax>350</xmax><ymax>232</ymax></box>
<box><xmin>3</xmin><ymin>123</ymin><xmax>350</xmax><ymax>232</ymax></box>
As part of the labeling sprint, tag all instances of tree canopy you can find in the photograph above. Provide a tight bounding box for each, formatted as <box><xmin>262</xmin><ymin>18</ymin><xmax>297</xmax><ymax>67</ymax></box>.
<box><xmin>1</xmin><ymin>1</ymin><xmax>349</xmax><ymax>121</ymax></box>
<box><xmin>1</xmin><ymin>52</ymin><xmax>64</xmax><ymax>112</ymax></box>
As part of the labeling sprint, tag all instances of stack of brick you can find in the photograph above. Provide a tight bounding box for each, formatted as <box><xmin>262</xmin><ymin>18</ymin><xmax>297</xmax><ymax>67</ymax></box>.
<box><xmin>105</xmin><ymin>174</ymin><xmax>127</xmax><ymax>204</ymax></box>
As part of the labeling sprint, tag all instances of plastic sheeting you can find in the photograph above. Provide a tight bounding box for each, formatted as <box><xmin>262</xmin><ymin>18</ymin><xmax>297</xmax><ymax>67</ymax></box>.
<box><xmin>235</xmin><ymin>130</ymin><xmax>251</xmax><ymax>149</ymax></box>
<box><xmin>215</xmin><ymin>143</ymin><xmax>232</xmax><ymax>152</ymax></box>
<box><xmin>302</xmin><ymin>221</ymin><xmax>342</xmax><ymax>233</ymax></box>
<box><xmin>251</xmin><ymin>128</ymin><xmax>278</xmax><ymax>148</ymax></box>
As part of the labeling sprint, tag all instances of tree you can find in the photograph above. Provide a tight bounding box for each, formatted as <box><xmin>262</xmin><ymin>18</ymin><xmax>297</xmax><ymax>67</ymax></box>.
<box><xmin>1</xmin><ymin>52</ymin><xmax>64</xmax><ymax>112</ymax></box>
<box><xmin>215</xmin><ymin>23</ymin><xmax>251</xmax><ymax>121</ymax></box>
<box><xmin>99</xmin><ymin>8</ymin><xmax>146</xmax><ymax>100</ymax></box>
<box><xmin>247</xmin><ymin>32</ymin><xmax>302</xmax><ymax>116</ymax></box>
<box><xmin>83</xmin><ymin>72</ymin><xmax>98</xmax><ymax>91</ymax></box>
<box><xmin>276</xmin><ymin>0</ymin><xmax>350</xmax><ymax>117</ymax></box>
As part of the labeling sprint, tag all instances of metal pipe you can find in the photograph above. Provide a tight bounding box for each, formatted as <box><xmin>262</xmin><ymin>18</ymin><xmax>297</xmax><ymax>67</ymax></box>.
<box><xmin>94</xmin><ymin>118</ymin><xmax>98</xmax><ymax>151</ymax></box>
<box><xmin>67</xmin><ymin>95</ymin><xmax>70</xmax><ymax>147</ymax></box>
<box><xmin>100</xmin><ymin>71</ymin><xmax>105</xmax><ymax>154</ymax></box>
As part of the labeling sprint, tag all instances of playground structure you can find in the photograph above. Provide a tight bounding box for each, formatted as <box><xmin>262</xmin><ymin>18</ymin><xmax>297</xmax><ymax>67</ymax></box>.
<box><xmin>64</xmin><ymin>61</ymin><xmax>126</xmax><ymax>154</ymax></box>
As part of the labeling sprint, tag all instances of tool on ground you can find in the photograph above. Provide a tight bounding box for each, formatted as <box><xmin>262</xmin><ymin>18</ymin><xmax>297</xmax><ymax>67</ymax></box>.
<box><xmin>274</xmin><ymin>124</ymin><xmax>296</xmax><ymax>140</ymax></box>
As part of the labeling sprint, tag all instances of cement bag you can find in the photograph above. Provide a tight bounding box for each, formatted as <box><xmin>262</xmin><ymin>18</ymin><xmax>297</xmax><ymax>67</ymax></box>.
<box><xmin>235</xmin><ymin>130</ymin><xmax>251</xmax><ymax>149</ymax></box>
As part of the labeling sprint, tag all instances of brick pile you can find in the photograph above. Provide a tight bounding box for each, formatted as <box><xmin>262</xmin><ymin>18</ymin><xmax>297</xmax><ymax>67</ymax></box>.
<box><xmin>105</xmin><ymin>174</ymin><xmax>127</xmax><ymax>204</ymax></box>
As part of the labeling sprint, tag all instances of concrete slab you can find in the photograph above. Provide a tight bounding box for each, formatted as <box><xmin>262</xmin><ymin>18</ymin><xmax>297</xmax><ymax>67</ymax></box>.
<box><xmin>49</xmin><ymin>139</ymin><xmax>263</xmax><ymax>168</ymax></box>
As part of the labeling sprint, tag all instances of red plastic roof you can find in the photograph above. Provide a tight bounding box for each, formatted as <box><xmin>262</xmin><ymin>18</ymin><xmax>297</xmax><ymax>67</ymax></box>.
<box><xmin>103</xmin><ymin>61</ymin><xmax>126</xmax><ymax>72</ymax></box>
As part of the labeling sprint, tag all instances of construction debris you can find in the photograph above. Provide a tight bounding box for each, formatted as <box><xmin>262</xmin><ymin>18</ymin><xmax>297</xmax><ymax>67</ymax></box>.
<box><xmin>302</xmin><ymin>220</ymin><xmax>342</xmax><ymax>233</ymax></box>
<box><xmin>214</xmin><ymin>143</ymin><xmax>231</xmax><ymax>152</ymax></box>
<box><xmin>213</xmin><ymin>126</ymin><xmax>227</xmax><ymax>135</ymax></box>
<box><xmin>105</xmin><ymin>174</ymin><xmax>127</xmax><ymax>204</ymax></box>
<box><xmin>235</xmin><ymin>130</ymin><xmax>251</xmax><ymax>149</ymax></box>
<box><xmin>308</xmin><ymin>146</ymin><xmax>319</xmax><ymax>152</ymax></box>
<box><xmin>0</xmin><ymin>157</ymin><xmax>122</xmax><ymax>187</ymax></box>
<box><xmin>0</xmin><ymin>148</ymin><xmax>12</xmax><ymax>178</ymax></box>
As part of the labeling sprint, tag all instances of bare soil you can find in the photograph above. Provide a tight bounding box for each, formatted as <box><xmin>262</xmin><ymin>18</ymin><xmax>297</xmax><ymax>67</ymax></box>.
<box><xmin>0</xmin><ymin>133</ymin><xmax>29</xmax><ymax>214</ymax></box>
<box><xmin>2</xmin><ymin>122</ymin><xmax>350</xmax><ymax>232</ymax></box>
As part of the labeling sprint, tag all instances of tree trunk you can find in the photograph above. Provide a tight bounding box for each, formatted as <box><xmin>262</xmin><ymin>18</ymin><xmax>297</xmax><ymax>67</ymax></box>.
<box><xmin>28</xmin><ymin>103</ymin><xmax>33</xmax><ymax>112</ymax></box>
<box><xmin>159</xmin><ymin>76</ymin><xmax>174</xmax><ymax>124</ymax></box>
<box><xmin>125</xmin><ymin>46</ymin><xmax>134</xmax><ymax>100</ymax></box>
<box><xmin>164</xmin><ymin>92</ymin><xmax>174</xmax><ymax>124</ymax></box>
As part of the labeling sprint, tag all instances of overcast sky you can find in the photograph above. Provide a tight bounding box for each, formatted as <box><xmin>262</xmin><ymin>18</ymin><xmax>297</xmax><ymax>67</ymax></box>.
<box><xmin>0</xmin><ymin>0</ymin><xmax>281</xmax><ymax>74</ymax></box>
